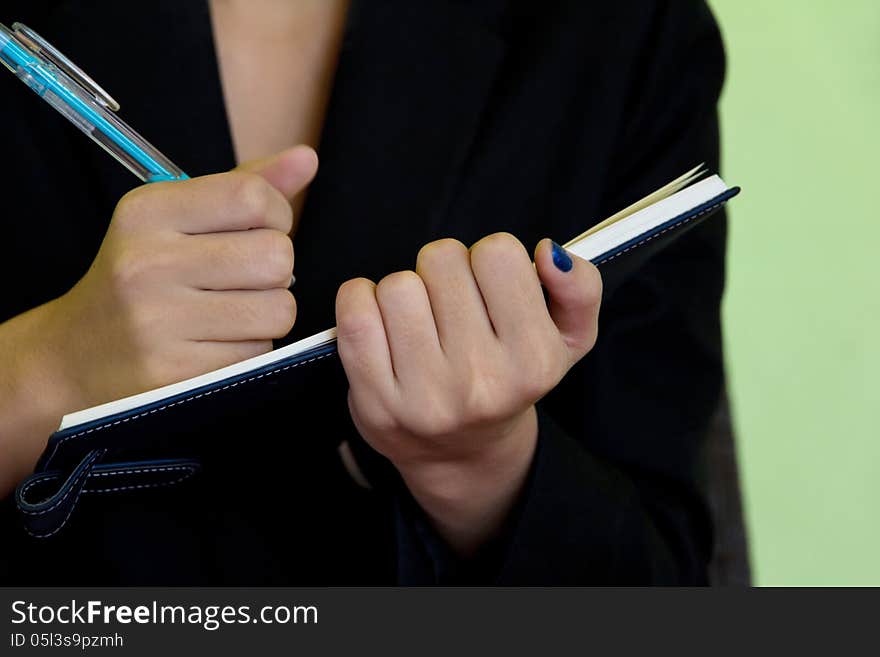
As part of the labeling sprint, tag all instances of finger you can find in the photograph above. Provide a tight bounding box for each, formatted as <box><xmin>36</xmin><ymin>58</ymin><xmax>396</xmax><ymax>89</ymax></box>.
<box><xmin>184</xmin><ymin>288</ymin><xmax>297</xmax><ymax>341</ymax></box>
<box><xmin>237</xmin><ymin>145</ymin><xmax>319</xmax><ymax>203</ymax></box>
<box><xmin>415</xmin><ymin>239</ymin><xmax>495</xmax><ymax>356</ymax></box>
<box><xmin>180</xmin><ymin>229</ymin><xmax>294</xmax><ymax>291</ymax></box>
<box><xmin>470</xmin><ymin>233</ymin><xmax>555</xmax><ymax>345</ymax></box>
<box><xmin>534</xmin><ymin>238</ymin><xmax>603</xmax><ymax>362</ymax></box>
<box><xmin>374</xmin><ymin>271</ymin><xmax>444</xmax><ymax>387</ymax></box>
<box><xmin>139</xmin><ymin>171</ymin><xmax>295</xmax><ymax>234</ymax></box>
<box><xmin>336</xmin><ymin>278</ymin><xmax>396</xmax><ymax>401</ymax></box>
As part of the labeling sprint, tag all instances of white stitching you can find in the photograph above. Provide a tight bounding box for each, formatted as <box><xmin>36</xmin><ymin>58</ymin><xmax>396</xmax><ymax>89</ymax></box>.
<box><xmin>87</xmin><ymin>464</ymin><xmax>196</xmax><ymax>490</ymax></box>
<box><xmin>22</xmin><ymin>451</ymin><xmax>105</xmax><ymax>539</ymax></box>
<box><xmin>19</xmin><ymin>464</ymin><xmax>194</xmax><ymax>495</ymax></box>
<box><xmin>88</xmin><ymin>465</ymin><xmax>195</xmax><ymax>478</ymax></box>
<box><xmin>19</xmin><ymin>451</ymin><xmax>103</xmax><ymax>517</ymax></box>
<box><xmin>85</xmin><ymin>473</ymin><xmax>194</xmax><ymax>494</ymax></box>
<box><xmin>85</xmin><ymin>465</ymin><xmax>197</xmax><ymax>493</ymax></box>
<box><xmin>20</xmin><ymin>474</ymin><xmax>61</xmax><ymax>496</ymax></box>
<box><xmin>22</xmin><ymin>460</ymin><xmax>197</xmax><ymax>539</ymax></box>
<box><xmin>596</xmin><ymin>201</ymin><xmax>723</xmax><ymax>266</ymax></box>
<box><xmin>45</xmin><ymin>350</ymin><xmax>337</xmax><ymax>467</ymax></box>
<box><xmin>20</xmin><ymin>463</ymin><xmax>197</xmax><ymax>540</ymax></box>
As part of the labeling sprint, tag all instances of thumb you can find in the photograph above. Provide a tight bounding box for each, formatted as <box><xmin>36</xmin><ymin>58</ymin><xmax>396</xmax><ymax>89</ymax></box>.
<box><xmin>237</xmin><ymin>145</ymin><xmax>319</xmax><ymax>201</ymax></box>
<box><xmin>534</xmin><ymin>238</ymin><xmax>603</xmax><ymax>362</ymax></box>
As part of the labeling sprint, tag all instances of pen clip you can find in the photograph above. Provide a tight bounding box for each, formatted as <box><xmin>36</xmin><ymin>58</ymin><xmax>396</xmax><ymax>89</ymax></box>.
<box><xmin>10</xmin><ymin>22</ymin><xmax>120</xmax><ymax>112</ymax></box>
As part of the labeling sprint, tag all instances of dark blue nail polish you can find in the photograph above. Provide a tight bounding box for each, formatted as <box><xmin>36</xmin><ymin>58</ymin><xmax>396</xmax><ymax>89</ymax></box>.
<box><xmin>551</xmin><ymin>241</ymin><xmax>573</xmax><ymax>272</ymax></box>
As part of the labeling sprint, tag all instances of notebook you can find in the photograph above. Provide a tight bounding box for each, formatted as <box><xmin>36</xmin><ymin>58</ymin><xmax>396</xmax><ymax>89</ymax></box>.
<box><xmin>17</xmin><ymin>167</ymin><xmax>739</xmax><ymax>537</ymax></box>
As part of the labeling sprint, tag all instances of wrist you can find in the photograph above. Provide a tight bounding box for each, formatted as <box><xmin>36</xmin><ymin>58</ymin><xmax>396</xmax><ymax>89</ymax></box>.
<box><xmin>10</xmin><ymin>299</ymin><xmax>86</xmax><ymax>419</ymax></box>
<box><xmin>0</xmin><ymin>298</ymin><xmax>83</xmax><ymax>491</ymax></box>
<box><xmin>395</xmin><ymin>407</ymin><xmax>539</xmax><ymax>555</ymax></box>
<box><xmin>28</xmin><ymin>296</ymin><xmax>88</xmax><ymax>413</ymax></box>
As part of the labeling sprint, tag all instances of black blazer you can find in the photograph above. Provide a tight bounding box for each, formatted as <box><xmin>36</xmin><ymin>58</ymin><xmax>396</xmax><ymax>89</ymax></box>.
<box><xmin>0</xmin><ymin>0</ymin><xmax>727</xmax><ymax>585</ymax></box>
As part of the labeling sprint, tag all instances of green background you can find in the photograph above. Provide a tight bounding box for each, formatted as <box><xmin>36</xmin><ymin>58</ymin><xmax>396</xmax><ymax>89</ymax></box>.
<box><xmin>708</xmin><ymin>1</ymin><xmax>879</xmax><ymax>584</ymax></box>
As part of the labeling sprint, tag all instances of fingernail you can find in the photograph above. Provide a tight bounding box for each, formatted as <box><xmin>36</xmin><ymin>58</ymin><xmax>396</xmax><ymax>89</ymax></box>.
<box><xmin>551</xmin><ymin>241</ymin><xmax>573</xmax><ymax>272</ymax></box>
<box><xmin>288</xmin><ymin>274</ymin><xmax>296</xmax><ymax>288</ymax></box>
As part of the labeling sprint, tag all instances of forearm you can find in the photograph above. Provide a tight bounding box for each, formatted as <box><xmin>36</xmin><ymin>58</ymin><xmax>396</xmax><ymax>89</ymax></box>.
<box><xmin>0</xmin><ymin>301</ymin><xmax>80</xmax><ymax>497</ymax></box>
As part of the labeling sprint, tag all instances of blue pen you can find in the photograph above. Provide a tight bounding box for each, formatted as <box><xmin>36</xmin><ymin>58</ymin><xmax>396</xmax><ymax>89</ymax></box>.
<box><xmin>0</xmin><ymin>22</ymin><xmax>187</xmax><ymax>183</ymax></box>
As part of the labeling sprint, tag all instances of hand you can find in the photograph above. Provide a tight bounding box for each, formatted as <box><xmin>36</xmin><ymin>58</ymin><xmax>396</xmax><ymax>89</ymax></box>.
<box><xmin>43</xmin><ymin>145</ymin><xmax>318</xmax><ymax>410</ymax></box>
<box><xmin>0</xmin><ymin>145</ymin><xmax>318</xmax><ymax>494</ymax></box>
<box><xmin>335</xmin><ymin>233</ymin><xmax>602</xmax><ymax>554</ymax></box>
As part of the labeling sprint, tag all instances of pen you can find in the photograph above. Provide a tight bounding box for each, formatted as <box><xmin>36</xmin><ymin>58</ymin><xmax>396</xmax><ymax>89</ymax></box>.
<box><xmin>0</xmin><ymin>22</ymin><xmax>188</xmax><ymax>183</ymax></box>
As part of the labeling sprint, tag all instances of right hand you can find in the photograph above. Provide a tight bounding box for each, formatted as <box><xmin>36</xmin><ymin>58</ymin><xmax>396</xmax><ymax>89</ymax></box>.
<box><xmin>45</xmin><ymin>145</ymin><xmax>318</xmax><ymax>410</ymax></box>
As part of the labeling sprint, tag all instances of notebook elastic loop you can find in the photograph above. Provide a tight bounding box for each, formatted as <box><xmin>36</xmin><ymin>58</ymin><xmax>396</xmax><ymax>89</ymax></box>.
<box><xmin>16</xmin><ymin>448</ymin><xmax>105</xmax><ymax>538</ymax></box>
<box><xmin>16</xmin><ymin>455</ymin><xmax>201</xmax><ymax>539</ymax></box>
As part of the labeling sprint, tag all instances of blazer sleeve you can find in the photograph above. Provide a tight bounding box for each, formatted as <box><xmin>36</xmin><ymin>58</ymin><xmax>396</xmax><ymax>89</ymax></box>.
<box><xmin>393</xmin><ymin>0</ymin><xmax>728</xmax><ymax>584</ymax></box>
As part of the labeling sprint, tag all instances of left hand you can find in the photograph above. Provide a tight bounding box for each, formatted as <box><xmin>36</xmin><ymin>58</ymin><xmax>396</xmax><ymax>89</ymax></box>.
<box><xmin>335</xmin><ymin>233</ymin><xmax>602</xmax><ymax>555</ymax></box>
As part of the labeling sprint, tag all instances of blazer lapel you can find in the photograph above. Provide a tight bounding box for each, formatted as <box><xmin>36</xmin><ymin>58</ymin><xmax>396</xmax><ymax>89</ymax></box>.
<box><xmin>289</xmin><ymin>0</ymin><xmax>509</xmax><ymax>337</ymax></box>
